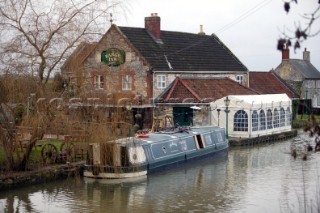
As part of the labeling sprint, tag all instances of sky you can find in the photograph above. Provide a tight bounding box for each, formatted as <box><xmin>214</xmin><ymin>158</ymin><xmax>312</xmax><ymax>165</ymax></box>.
<box><xmin>115</xmin><ymin>0</ymin><xmax>320</xmax><ymax>71</ymax></box>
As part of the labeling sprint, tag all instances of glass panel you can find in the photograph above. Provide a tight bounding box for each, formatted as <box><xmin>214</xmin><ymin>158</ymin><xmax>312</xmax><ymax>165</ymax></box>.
<box><xmin>267</xmin><ymin>109</ymin><xmax>273</xmax><ymax>129</ymax></box>
<box><xmin>122</xmin><ymin>75</ymin><xmax>132</xmax><ymax>90</ymax></box>
<box><xmin>233</xmin><ymin>110</ymin><xmax>248</xmax><ymax>132</ymax></box>
<box><xmin>259</xmin><ymin>110</ymin><xmax>266</xmax><ymax>130</ymax></box>
<box><xmin>273</xmin><ymin>109</ymin><xmax>279</xmax><ymax>128</ymax></box>
<box><xmin>286</xmin><ymin>107</ymin><xmax>291</xmax><ymax>126</ymax></box>
<box><xmin>157</xmin><ymin>75</ymin><xmax>166</xmax><ymax>88</ymax></box>
<box><xmin>280</xmin><ymin>107</ymin><xmax>285</xmax><ymax>127</ymax></box>
<box><xmin>252</xmin><ymin>110</ymin><xmax>258</xmax><ymax>131</ymax></box>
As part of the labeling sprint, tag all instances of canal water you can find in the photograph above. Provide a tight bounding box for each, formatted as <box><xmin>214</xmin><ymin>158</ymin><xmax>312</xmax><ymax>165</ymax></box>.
<box><xmin>1</xmin><ymin>131</ymin><xmax>320</xmax><ymax>213</ymax></box>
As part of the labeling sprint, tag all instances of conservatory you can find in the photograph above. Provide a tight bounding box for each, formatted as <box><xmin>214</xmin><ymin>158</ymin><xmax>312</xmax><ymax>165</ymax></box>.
<box><xmin>210</xmin><ymin>94</ymin><xmax>292</xmax><ymax>138</ymax></box>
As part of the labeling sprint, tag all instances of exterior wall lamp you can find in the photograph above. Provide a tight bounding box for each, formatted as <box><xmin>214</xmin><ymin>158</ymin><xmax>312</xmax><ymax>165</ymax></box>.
<box><xmin>224</xmin><ymin>96</ymin><xmax>230</xmax><ymax>140</ymax></box>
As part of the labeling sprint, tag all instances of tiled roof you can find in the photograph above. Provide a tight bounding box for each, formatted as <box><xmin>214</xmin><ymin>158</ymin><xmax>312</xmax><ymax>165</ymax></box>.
<box><xmin>156</xmin><ymin>77</ymin><xmax>258</xmax><ymax>103</ymax></box>
<box><xmin>118</xmin><ymin>26</ymin><xmax>248</xmax><ymax>72</ymax></box>
<box><xmin>61</xmin><ymin>42</ymin><xmax>97</xmax><ymax>72</ymax></box>
<box><xmin>288</xmin><ymin>59</ymin><xmax>320</xmax><ymax>79</ymax></box>
<box><xmin>249</xmin><ymin>72</ymin><xmax>297</xmax><ymax>98</ymax></box>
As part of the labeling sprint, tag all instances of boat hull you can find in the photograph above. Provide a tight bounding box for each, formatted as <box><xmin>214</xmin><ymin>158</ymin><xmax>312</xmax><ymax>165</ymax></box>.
<box><xmin>83</xmin><ymin>170</ymin><xmax>147</xmax><ymax>179</ymax></box>
<box><xmin>84</xmin><ymin>126</ymin><xmax>229</xmax><ymax>179</ymax></box>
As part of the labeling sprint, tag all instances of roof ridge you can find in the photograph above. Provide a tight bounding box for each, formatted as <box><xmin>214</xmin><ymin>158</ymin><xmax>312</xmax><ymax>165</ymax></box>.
<box><xmin>164</xmin><ymin>77</ymin><xmax>179</xmax><ymax>102</ymax></box>
<box><xmin>226</xmin><ymin>78</ymin><xmax>260</xmax><ymax>94</ymax></box>
<box><xmin>178</xmin><ymin>78</ymin><xmax>202</xmax><ymax>101</ymax></box>
<box><xmin>163</xmin><ymin>77</ymin><xmax>202</xmax><ymax>102</ymax></box>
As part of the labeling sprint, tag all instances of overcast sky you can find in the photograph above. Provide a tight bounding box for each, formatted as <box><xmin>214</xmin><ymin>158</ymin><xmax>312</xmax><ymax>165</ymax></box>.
<box><xmin>115</xmin><ymin>0</ymin><xmax>320</xmax><ymax>71</ymax></box>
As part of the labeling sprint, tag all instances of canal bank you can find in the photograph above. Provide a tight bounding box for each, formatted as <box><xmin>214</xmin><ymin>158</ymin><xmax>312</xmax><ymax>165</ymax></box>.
<box><xmin>1</xmin><ymin>133</ymin><xmax>319</xmax><ymax>213</ymax></box>
<box><xmin>229</xmin><ymin>129</ymin><xmax>298</xmax><ymax>146</ymax></box>
<box><xmin>0</xmin><ymin>129</ymin><xmax>299</xmax><ymax>191</ymax></box>
<box><xmin>0</xmin><ymin>161</ymin><xmax>84</xmax><ymax>191</ymax></box>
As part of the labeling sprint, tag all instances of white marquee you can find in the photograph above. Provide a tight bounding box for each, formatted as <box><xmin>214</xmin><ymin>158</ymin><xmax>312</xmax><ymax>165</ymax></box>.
<box><xmin>210</xmin><ymin>94</ymin><xmax>292</xmax><ymax>138</ymax></box>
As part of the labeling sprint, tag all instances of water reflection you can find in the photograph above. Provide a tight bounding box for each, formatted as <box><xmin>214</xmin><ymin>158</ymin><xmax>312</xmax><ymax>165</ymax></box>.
<box><xmin>81</xmin><ymin>156</ymin><xmax>230</xmax><ymax>213</ymax></box>
<box><xmin>1</xmin><ymin>133</ymin><xmax>320</xmax><ymax>213</ymax></box>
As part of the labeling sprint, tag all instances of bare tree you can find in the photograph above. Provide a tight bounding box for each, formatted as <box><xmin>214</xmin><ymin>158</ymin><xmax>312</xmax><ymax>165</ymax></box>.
<box><xmin>0</xmin><ymin>0</ymin><xmax>127</xmax><ymax>86</ymax></box>
<box><xmin>0</xmin><ymin>0</ymin><xmax>130</xmax><ymax>172</ymax></box>
<box><xmin>278</xmin><ymin>1</ymin><xmax>320</xmax><ymax>51</ymax></box>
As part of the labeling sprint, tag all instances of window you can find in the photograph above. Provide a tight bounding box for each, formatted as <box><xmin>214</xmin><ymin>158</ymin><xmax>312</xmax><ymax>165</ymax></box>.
<box><xmin>157</xmin><ymin>75</ymin><xmax>166</xmax><ymax>89</ymax></box>
<box><xmin>233</xmin><ymin>110</ymin><xmax>248</xmax><ymax>132</ymax></box>
<box><xmin>316</xmin><ymin>95</ymin><xmax>320</xmax><ymax>107</ymax></box>
<box><xmin>280</xmin><ymin>107</ymin><xmax>285</xmax><ymax>127</ymax></box>
<box><xmin>273</xmin><ymin>109</ymin><xmax>279</xmax><ymax>128</ymax></box>
<box><xmin>259</xmin><ymin>110</ymin><xmax>266</xmax><ymax>130</ymax></box>
<box><xmin>236</xmin><ymin>75</ymin><xmax>244</xmax><ymax>85</ymax></box>
<box><xmin>122</xmin><ymin>75</ymin><xmax>132</xmax><ymax>91</ymax></box>
<box><xmin>94</xmin><ymin>75</ymin><xmax>104</xmax><ymax>89</ymax></box>
<box><xmin>286</xmin><ymin>107</ymin><xmax>291</xmax><ymax>126</ymax></box>
<box><xmin>252</xmin><ymin>110</ymin><xmax>258</xmax><ymax>131</ymax></box>
<box><xmin>204</xmin><ymin>134</ymin><xmax>213</xmax><ymax>145</ymax></box>
<box><xmin>195</xmin><ymin>134</ymin><xmax>205</xmax><ymax>149</ymax></box>
<box><xmin>267</xmin><ymin>109</ymin><xmax>273</xmax><ymax>129</ymax></box>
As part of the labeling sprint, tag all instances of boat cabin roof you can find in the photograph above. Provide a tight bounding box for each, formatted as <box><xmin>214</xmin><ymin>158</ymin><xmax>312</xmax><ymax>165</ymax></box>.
<box><xmin>139</xmin><ymin>126</ymin><xmax>222</xmax><ymax>144</ymax></box>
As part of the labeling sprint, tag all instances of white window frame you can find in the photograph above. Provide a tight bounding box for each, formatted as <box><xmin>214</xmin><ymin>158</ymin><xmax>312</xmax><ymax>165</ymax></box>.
<box><xmin>252</xmin><ymin>110</ymin><xmax>259</xmax><ymax>131</ymax></box>
<box><xmin>94</xmin><ymin>75</ymin><xmax>104</xmax><ymax>89</ymax></box>
<box><xmin>233</xmin><ymin>110</ymin><xmax>248</xmax><ymax>132</ymax></box>
<box><xmin>122</xmin><ymin>75</ymin><xmax>132</xmax><ymax>91</ymax></box>
<box><xmin>157</xmin><ymin>75</ymin><xmax>166</xmax><ymax>89</ymax></box>
<box><xmin>236</xmin><ymin>75</ymin><xmax>244</xmax><ymax>85</ymax></box>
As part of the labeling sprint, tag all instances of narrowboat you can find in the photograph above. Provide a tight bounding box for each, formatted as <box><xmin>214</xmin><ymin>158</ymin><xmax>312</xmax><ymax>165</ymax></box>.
<box><xmin>84</xmin><ymin>126</ymin><xmax>228</xmax><ymax>179</ymax></box>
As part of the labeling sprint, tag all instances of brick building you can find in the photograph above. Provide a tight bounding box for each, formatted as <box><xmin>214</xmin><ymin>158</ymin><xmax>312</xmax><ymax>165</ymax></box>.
<box><xmin>273</xmin><ymin>47</ymin><xmax>320</xmax><ymax>113</ymax></box>
<box><xmin>61</xmin><ymin>13</ymin><xmax>250</xmax><ymax>128</ymax></box>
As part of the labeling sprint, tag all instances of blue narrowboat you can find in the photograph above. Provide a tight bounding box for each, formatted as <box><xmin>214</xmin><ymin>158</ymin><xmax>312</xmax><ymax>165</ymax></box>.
<box><xmin>84</xmin><ymin>126</ymin><xmax>228</xmax><ymax>179</ymax></box>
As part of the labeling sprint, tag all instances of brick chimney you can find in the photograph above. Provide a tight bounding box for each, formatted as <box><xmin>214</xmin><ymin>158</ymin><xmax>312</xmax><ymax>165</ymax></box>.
<box><xmin>282</xmin><ymin>44</ymin><xmax>289</xmax><ymax>60</ymax></box>
<box><xmin>303</xmin><ymin>48</ymin><xmax>310</xmax><ymax>62</ymax></box>
<box><xmin>145</xmin><ymin>13</ymin><xmax>161</xmax><ymax>40</ymax></box>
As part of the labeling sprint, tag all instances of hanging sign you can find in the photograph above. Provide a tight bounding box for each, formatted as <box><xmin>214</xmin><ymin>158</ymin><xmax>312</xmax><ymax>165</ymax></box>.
<box><xmin>101</xmin><ymin>48</ymin><xmax>125</xmax><ymax>66</ymax></box>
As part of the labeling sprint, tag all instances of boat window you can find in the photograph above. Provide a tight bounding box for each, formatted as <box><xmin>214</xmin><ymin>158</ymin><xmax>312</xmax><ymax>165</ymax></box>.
<box><xmin>216</xmin><ymin>132</ymin><xmax>223</xmax><ymax>143</ymax></box>
<box><xmin>204</xmin><ymin>135</ymin><xmax>212</xmax><ymax>145</ymax></box>
<box><xmin>180</xmin><ymin>140</ymin><xmax>187</xmax><ymax>151</ymax></box>
<box><xmin>195</xmin><ymin>134</ymin><xmax>205</xmax><ymax>149</ymax></box>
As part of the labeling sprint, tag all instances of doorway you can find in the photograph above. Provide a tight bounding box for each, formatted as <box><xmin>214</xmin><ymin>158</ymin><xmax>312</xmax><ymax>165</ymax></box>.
<box><xmin>173</xmin><ymin>107</ymin><xmax>193</xmax><ymax>126</ymax></box>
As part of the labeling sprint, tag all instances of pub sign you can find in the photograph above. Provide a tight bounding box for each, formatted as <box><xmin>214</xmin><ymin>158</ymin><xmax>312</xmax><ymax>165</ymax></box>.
<box><xmin>101</xmin><ymin>48</ymin><xmax>125</xmax><ymax>66</ymax></box>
